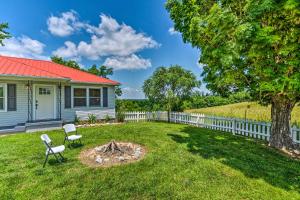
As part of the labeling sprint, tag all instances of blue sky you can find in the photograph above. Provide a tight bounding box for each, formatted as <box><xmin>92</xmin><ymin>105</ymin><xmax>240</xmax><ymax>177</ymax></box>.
<box><xmin>0</xmin><ymin>0</ymin><xmax>206</xmax><ymax>98</ymax></box>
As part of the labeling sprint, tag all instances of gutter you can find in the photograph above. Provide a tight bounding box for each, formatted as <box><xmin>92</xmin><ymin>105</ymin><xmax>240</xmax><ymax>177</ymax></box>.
<box><xmin>70</xmin><ymin>80</ymin><xmax>121</xmax><ymax>86</ymax></box>
<box><xmin>0</xmin><ymin>74</ymin><xmax>70</xmax><ymax>82</ymax></box>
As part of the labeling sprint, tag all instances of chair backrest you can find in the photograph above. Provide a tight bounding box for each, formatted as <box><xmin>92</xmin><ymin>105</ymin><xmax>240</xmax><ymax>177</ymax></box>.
<box><xmin>41</xmin><ymin>134</ymin><xmax>51</xmax><ymax>148</ymax></box>
<box><xmin>63</xmin><ymin>124</ymin><xmax>76</xmax><ymax>134</ymax></box>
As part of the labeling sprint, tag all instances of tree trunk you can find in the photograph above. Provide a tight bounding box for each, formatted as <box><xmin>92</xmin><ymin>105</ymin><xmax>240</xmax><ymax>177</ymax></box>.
<box><xmin>269</xmin><ymin>96</ymin><xmax>295</xmax><ymax>150</ymax></box>
<box><xmin>167</xmin><ymin>110</ymin><xmax>171</xmax><ymax>123</ymax></box>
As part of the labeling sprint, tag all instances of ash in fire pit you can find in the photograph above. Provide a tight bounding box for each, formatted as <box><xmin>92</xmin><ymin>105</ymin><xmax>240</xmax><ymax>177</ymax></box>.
<box><xmin>79</xmin><ymin>141</ymin><xmax>146</xmax><ymax>168</ymax></box>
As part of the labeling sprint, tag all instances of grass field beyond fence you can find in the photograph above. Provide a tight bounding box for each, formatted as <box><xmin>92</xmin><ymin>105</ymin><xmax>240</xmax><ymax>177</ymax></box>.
<box><xmin>187</xmin><ymin>102</ymin><xmax>300</xmax><ymax>124</ymax></box>
<box><xmin>0</xmin><ymin>123</ymin><xmax>300</xmax><ymax>200</ymax></box>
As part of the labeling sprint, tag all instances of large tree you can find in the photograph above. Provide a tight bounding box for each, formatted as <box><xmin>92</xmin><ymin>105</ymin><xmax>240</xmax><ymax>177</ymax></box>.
<box><xmin>166</xmin><ymin>0</ymin><xmax>300</xmax><ymax>150</ymax></box>
<box><xmin>143</xmin><ymin>65</ymin><xmax>200</xmax><ymax>121</ymax></box>
<box><xmin>0</xmin><ymin>23</ymin><xmax>10</xmax><ymax>46</ymax></box>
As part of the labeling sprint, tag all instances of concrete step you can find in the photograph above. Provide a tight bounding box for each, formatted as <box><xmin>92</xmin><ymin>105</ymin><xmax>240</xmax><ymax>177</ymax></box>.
<box><xmin>26</xmin><ymin>120</ymin><xmax>63</xmax><ymax>133</ymax></box>
<box><xmin>0</xmin><ymin>124</ymin><xmax>26</xmax><ymax>135</ymax></box>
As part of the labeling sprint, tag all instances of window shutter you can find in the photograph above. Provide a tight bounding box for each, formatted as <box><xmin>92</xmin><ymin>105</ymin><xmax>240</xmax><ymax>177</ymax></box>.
<box><xmin>103</xmin><ymin>87</ymin><xmax>108</xmax><ymax>107</ymax></box>
<box><xmin>65</xmin><ymin>86</ymin><xmax>71</xmax><ymax>108</ymax></box>
<box><xmin>7</xmin><ymin>84</ymin><xmax>16</xmax><ymax>111</ymax></box>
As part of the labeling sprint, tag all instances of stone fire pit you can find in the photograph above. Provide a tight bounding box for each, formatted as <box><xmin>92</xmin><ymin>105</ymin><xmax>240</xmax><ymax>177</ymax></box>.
<box><xmin>79</xmin><ymin>141</ymin><xmax>146</xmax><ymax>168</ymax></box>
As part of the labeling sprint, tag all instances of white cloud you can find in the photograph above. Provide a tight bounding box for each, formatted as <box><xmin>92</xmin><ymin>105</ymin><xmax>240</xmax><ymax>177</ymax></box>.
<box><xmin>0</xmin><ymin>36</ymin><xmax>47</xmax><ymax>59</ymax></box>
<box><xmin>121</xmin><ymin>87</ymin><xmax>145</xmax><ymax>99</ymax></box>
<box><xmin>53</xmin><ymin>41</ymin><xmax>80</xmax><ymax>61</ymax></box>
<box><xmin>47</xmin><ymin>11</ymin><xmax>84</xmax><ymax>37</ymax></box>
<box><xmin>52</xmin><ymin>13</ymin><xmax>159</xmax><ymax>69</ymax></box>
<box><xmin>103</xmin><ymin>54</ymin><xmax>151</xmax><ymax>70</ymax></box>
<box><xmin>168</xmin><ymin>27</ymin><xmax>179</xmax><ymax>35</ymax></box>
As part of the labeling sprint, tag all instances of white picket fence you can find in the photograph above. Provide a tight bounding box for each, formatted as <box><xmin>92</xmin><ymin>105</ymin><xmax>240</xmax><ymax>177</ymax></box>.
<box><xmin>124</xmin><ymin>111</ymin><xmax>300</xmax><ymax>144</ymax></box>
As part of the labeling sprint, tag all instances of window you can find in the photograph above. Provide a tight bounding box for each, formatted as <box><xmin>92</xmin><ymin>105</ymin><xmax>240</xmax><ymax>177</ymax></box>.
<box><xmin>73</xmin><ymin>88</ymin><xmax>86</xmax><ymax>107</ymax></box>
<box><xmin>89</xmin><ymin>88</ymin><xmax>101</xmax><ymax>107</ymax></box>
<box><xmin>7</xmin><ymin>84</ymin><xmax>16</xmax><ymax>111</ymax></box>
<box><xmin>39</xmin><ymin>87</ymin><xmax>51</xmax><ymax>95</ymax></box>
<box><xmin>0</xmin><ymin>85</ymin><xmax>4</xmax><ymax>110</ymax></box>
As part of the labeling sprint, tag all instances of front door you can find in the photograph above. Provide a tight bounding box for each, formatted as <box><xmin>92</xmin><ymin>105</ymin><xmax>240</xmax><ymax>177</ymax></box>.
<box><xmin>35</xmin><ymin>85</ymin><xmax>55</xmax><ymax>120</ymax></box>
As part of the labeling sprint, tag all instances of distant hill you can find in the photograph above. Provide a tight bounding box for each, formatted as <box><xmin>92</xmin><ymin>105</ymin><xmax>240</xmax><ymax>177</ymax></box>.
<box><xmin>186</xmin><ymin>102</ymin><xmax>300</xmax><ymax>124</ymax></box>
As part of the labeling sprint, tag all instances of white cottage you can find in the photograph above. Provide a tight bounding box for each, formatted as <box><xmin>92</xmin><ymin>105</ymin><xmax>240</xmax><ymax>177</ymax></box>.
<box><xmin>0</xmin><ymin>55</ymin><xmax>119</xmax><ymax>133</ymax></box>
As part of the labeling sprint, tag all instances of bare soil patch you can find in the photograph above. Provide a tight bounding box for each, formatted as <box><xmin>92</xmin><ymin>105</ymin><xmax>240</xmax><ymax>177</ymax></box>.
<box><xmin>79</xmin><ymin>141</ymin><xmax>146</xmax><ymax>168</ymax></box>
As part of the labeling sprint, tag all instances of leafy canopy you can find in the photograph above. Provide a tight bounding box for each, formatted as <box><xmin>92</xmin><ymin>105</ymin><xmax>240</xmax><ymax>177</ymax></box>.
<box><xmin>143</xmin><ymin>65</ymin><xmax>200</xmax><ymax>111</ymax></box>
<box><xmin>51</xmin><ymin>56</ymin><xmax>81</xmax><ymax>70</ymax></box>
<box><xmin>88</xmin><ymin>65</ymin><xmax>113</xmax><ymax>78</ymax></box>
<box><xmin>0</xmin><ymin>23</ymin><xmax>10</xmax><ymax>46</ymax></box>
<box><xmin>166</xmin><ymin>0</ymin><xmax>300</xmax><ymax>104</ymax></box>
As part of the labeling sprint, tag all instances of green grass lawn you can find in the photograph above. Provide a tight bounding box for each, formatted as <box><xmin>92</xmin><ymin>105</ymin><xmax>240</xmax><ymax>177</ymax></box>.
<box><xmin>187</xmin><ymin>102</ymin><xmax>300</xmax><ymax>123</ymax></box>
<box><xmin>0</xmin><ymin>122</ymin><xmax>299</xmax><ymax>200</ymax></box>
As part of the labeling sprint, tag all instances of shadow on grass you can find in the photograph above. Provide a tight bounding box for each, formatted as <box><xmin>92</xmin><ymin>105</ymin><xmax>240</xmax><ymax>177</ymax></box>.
<box><xmin>168</xmin><ymin>126</ymin><xmax>300</xmax><ymax>192</ymax></box>
<box><xmin>67</xmin><ymin>142</ymin><xmax>84</xmax><ymax>148</ymax></box>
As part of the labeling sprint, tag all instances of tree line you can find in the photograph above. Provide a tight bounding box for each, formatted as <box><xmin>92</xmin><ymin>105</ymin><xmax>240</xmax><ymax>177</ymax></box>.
<box><xmin>117</xmin><ymin>91</ymin><xmax>251</xmax><ymax>112</ymax></box>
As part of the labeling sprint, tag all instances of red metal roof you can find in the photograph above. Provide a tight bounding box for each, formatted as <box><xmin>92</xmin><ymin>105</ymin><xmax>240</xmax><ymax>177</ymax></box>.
<box><xmin>0</xmin><ymin>55</ymin><xmax>120</xmax><ymax>85</ymax></box>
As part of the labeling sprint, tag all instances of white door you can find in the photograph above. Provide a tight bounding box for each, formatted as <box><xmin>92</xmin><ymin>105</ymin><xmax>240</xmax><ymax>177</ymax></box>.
<box><xmin>35</xmin><ymin>85</ymin><xmax>55</xmax><ymax>120</ymax></box>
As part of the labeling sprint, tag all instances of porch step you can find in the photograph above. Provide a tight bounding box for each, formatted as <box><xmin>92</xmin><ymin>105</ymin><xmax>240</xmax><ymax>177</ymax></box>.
<box><xmin>0</xmin><ymin>124</ymin><xmax>26</xmax><ymax>135</ymax></box>
<box><xmin>25</xmin><ymin>120</ymin><xmax>63</xmax><ymax>133</ymax></box>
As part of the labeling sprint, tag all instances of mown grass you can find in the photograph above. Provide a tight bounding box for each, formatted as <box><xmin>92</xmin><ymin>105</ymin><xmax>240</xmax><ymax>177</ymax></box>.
<box><xmin>187</xmin><ymin>101</ymin><xmax>300</xmax><ymax>123</ymax></box>
<box><xmin>0</xmin><ymin>122</ymin><xmax>300</xmax><ymax>200</ymax></box>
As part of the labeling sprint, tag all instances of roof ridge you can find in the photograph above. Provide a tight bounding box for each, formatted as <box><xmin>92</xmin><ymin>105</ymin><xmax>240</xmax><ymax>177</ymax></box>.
<box><xmin>1</xmin><ymin>56</ymin><xmax>69</xmax><ymax>79</ymax></box>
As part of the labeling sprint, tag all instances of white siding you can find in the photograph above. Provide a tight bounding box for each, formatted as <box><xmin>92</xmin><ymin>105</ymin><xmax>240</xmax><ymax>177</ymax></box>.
<box><xmin>60</xmin><ymin>84</ymin><xmax>116</xmax><ymax>122</ymax></box>
<box><xmin>0</xmin><ymin>81</ymin><xmax>28</xmax><ymax>126</ymax></box>
<box><xmin>0</xmin><ymin>80</ymin><xmax>116</xmax><ymax>127</ymax></box>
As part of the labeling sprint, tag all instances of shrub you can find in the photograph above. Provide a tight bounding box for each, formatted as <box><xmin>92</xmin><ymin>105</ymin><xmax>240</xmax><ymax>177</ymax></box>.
<box><xmin>116</xmin><ymin>112</ymin><xmax>125</xmax><ymax>122</ymax></box>
<box><xmin>74</xmin><ymin>115</ymin><xmax>80</xmax><ymax>124</ymax></box>
<box><xmin>104</xmin><ymin>114</ymin><xmax>111</xmax><ymax>123</ymax></box>
<box><xmin>88</xmin><ymin>114</ymin><xmax>97</xmax><ymax>124</ymax></box>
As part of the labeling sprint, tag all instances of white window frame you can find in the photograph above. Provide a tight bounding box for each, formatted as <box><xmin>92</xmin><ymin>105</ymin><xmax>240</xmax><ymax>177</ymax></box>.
<box><xmin>0</xmin><ymin>83</ymin><xmax>7</xmax><ymax>112</ymax></box>
<box><xmin>71</xmin><ymin>86</ymin><xmax>103</xmax><ymax>108</ymax></box>
<box><xmin>72</xmin><ymin>87</ymin><xmax>88</xmax><ymax>108</ymax></box>
<box><xmin>89</xmin><ymin>88</ymin><xmax>102</xmax><ymax>107</ymax></box>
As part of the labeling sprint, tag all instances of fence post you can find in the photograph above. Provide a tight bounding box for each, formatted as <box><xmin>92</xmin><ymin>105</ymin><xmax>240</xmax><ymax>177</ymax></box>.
<box><xmin>232</xmin><ymin>119</ymin><xmax>236</xmax><ymax>135</ymax></box>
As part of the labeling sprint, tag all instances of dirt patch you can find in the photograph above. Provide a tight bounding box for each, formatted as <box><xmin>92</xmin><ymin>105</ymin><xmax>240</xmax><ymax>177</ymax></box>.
<box><xmin>79</xmin><ymin>141</ymin><xmax>146</xmax><ymax>168</ymax></box>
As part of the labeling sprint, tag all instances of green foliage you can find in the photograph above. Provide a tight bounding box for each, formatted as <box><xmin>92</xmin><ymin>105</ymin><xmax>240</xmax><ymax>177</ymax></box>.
<box><xmin>182</xmin><ymin>91</ymin><xmax>251</xmax><ymax>110</ymax></box>
<box><xmin>0</xmin><ymin>23</ymin><xmax>10</xmax><ymax>46</ymax></box>
<box><xmin>99</xmin><ymin>65</ymin><xmax>113</xmax><ymax>78</ymax></box>
<box><xmin>116</xmin><ymin>111</ymin><xmax>125</xmax><ymax>122</ymax></box>
<box><xmin>116</xmin><ymin>99</ymin><xmax>155</xmax><ymax>112</ymax></box>
<box><xmin>166</xmin><ymin>0</ymin><xmax>300</xmax><ymax>104</ymax></box>
<box><xmin>143</xmin><ymin>65</ymin><xmax>200</xmax><ymax>112</ymax></box>
<box><xmin>74</xmin><ymin>115</ymin><xmax>80</xmax><ymax>124</ymax></box>
<box><xmin>51</xmin><ymin>56</ymin><xmax>82</xmax><ymax>70</ymax></box>
<box><xmin>0</xmin><ymin>123</ymin><xmax>299</xmax><ymax>199</ymax></box>
<box><xmin>88</xmin><ymin>114</ymin><xmax>97</xmax><ymax>124</ymax></box>
<box><xmin>88</xmin><ymin>65</ymin><xmax>113</xmax><ymax>78</ymax></box>
<box><xmin>115</xmin><ymin>86</ymin><xmax>122</xmax><ymax>97</ymax></box>
<box><xmin>87</xmin><ymin>64</ymin><xmax>99</xmax><ymax>75</ymax></box>
<box><xmin>117</xmin><ymin>92</ymin><xmax>250</xmax><ymax>112</ymax></box>
<box><xmin>104</xmin><ymin>114</ymin><xmax>111</xmax><ymax>122</ymax></box>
